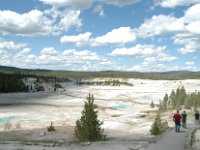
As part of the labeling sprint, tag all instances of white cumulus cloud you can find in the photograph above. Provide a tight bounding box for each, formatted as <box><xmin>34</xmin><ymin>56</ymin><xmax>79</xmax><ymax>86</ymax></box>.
<box><xmin>185</xmin><ymin>61</ymin><xmax>196</xmax><ymax>70</ymax></box>
<box><xmin>184</xmin><ymin>3</ymin><xmax>200</xmax><ymax>22</ymax></box>
<box><xmin>186</xmin><ymin>61</ymin><xmax>194</xmax><ymax>66</ymax></box>
<box><xmin>41</xmin><ymin>47</ymin><xmax>58</xmax><ymax>55</ymax></box>
<box><xmin>0</xmin><ymin>40</ymin><xmax>26</xmax><ymax>53</ymax></box>
<box><xmin>111</xmin><ymin>44</ymin><xmax>177</xmax><ymax>72</ymax></box>
<box><xmin>92</xmin><ymin>27</ymin><xmax>136</xmax><ymax>46</ymax></box>
<box><xmin>0</xmin><ymin>10</ymin><xmax>53</xmax><ymax>36</ymax></box>
<box><xmin>0</xmin><ymin>9</ymin><xmax>82</xmax><ymax>36</ymax></box>
<box><xmin>156</xmin><ymin>0</ymin><xmax>200</xmax><ymax>8</ymax></box>
<box><xmin>137</xmin><ymin>15</ymin><xmax>185</xmax><ymax>38</ymax></box>
<box><xmin>101</xmin><ymin>0</ymin><xmax>141</xmax><ymax>7</ymax></box>
<box><xmin>93</xmin><ymin>4</ymin><xmax>105</xmax><ymax>16</ymax></box>
<box><xmin>174</xmin><ymin>33</ymin><xmax>200</xmax><ymax>54</ymax></box>
<box><xmin>39</xmin><ymin>0</ymin><xmax>141</xmax><ymax>9</ymax></box>
<box><xmin>144</xmin><ymin>54</ymin><xmax>177</xmax><ymax>64</ymax></box>
<box><xmin>39</xmin><ymin>0</ymin><xmax>94</xmax><ymax>9</ymax></box>
<box><xmin>58</xmin><ymin>10</ymin><xmax>82</xmax><ymax>32</ymax></box>
<box><xmin>135</xmin><ymin>3</ymin><xmax>200</xmax><ymax>54</ymax></box>
<box><xmin>60</xmin><ymin>32</ymin><xmax>92</xmax><ymax>46</ymax></box>
<box><xmin>110</xmin><ymin>44</ymin><xmax>166</xmax><ymax>57</ymax></box>
<box><xmin>0</xmin><ymin>41</ymin><xmax>115</xmax><ymax>70</ymax></box>
<box><xmin>173</xmin><ymin>3</ymin><xmax>200</xmax><ymax>53</ymax></box>
<box><xmin>61</xmin><ymin>27</ymin><xmax>136</xmax><ymax>47</ymax></box>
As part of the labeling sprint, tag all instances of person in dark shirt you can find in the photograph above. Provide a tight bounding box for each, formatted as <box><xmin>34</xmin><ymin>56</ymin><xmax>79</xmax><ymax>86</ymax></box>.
<box><xmin>173</xmin><ymin>110</ymin><xmax>182</xmax><ymax>132</ymax></box>
<box><xmin>181</xmin><ymin>111</ymin><xmax>187</xmax><ymax>128</ymax></box>
<box><xmin>194</xmin><ymin>111</ymin><xmax>200</xmax><ymax>126</ymax></box>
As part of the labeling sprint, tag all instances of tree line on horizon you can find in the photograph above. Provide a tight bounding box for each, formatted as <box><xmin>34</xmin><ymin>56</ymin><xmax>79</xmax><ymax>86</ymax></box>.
<box><xmin>1</xmin><ymin>65</ymin><xmax>200</xmax><ymax>80</ymax></box>
<box><xmin>0</xmin><ymin>72</ymin><xmax>29</xmax><ymax>93</ymax></box>
<box><xmin>0</xmin><ymin>72</ymin><xmax>66</xmax><ymax>93</ymax></box>
<box><xmin>28</xmin><ymin>71</ymin><xmax>200</xmax><ymax>80</ymax></box>
<box><xmin>76</xmin><ymin>79</ymin><xmax>133</xmax><ymax>86</ymax></box>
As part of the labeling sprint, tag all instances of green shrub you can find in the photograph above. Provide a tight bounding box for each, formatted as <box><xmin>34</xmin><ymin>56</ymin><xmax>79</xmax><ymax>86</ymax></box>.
<box><xmin>47</xmin><ymin>122</ymin><xmax>55</xmax><ymax>132</ymax></box>
<box><xmin>150</xmin><ymin>113</ymin><xmax>168</xmax><ymax>135</ymax></box>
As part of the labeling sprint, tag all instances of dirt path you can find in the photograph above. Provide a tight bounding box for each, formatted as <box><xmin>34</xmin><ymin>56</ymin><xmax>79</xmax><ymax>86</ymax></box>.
<box><xmin>0</xmin><ymin>127</ymin><xmax>192</xmax><ymax>150</ymax></box>
<box><xmin>141</xmin><ymin>127</ymin><xmax>191</xmax><ymax>150</ymax></box>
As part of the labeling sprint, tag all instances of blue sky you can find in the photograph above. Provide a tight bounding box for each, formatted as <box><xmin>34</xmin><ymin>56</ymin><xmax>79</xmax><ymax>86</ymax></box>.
<box><xmin>0</xmin><ymin>0</ymin><xmax>200</xmax><ymax>71</ymax></box>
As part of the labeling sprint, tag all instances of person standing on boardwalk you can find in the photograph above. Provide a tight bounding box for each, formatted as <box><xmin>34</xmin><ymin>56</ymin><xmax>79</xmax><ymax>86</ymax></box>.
<box><xmin>194</xmin><ymin>111</ymin><xmax>200</xmax><ymax>126</ymax></box>
<box><xmin>173</xmin><ymin>110</ymin><xmax>182</xmax><ymax>132</ymax></box>
<box><xmin>181</xmin><ymin>111</ymin><xmax>187</xmax><ymax>128</ymax></box>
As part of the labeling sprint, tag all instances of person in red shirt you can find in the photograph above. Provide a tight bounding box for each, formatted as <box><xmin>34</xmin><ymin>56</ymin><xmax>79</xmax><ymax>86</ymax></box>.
<box><xmin>173</xmin><ymin>110</ymin><xmax>182</xmax><ymax>132</ymax></box>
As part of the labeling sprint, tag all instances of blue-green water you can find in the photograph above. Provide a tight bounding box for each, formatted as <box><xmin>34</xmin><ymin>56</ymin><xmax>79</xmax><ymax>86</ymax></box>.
<box><xmin>0</xmin><ymin>116</ymin><xmax>16</xmax><ymax>123</ymax></box>
<box><xmin>112</xmin><ymin>104</ymin><xmax>128</xmax><ymax>109</ymax></box>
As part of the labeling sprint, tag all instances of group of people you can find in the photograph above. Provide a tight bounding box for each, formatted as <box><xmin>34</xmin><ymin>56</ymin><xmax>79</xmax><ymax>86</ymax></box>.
<box><xmin>173</xmin><ymin>110</ymin><xmax>200</xmax><ymax>132</ymax></box>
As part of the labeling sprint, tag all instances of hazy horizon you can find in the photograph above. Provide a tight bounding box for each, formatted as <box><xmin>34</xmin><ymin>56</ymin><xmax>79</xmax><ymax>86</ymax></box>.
<box><xmin>1</xmin><ymin>65</ymin><xmax>199</xmax><ymax>73</ymax></box>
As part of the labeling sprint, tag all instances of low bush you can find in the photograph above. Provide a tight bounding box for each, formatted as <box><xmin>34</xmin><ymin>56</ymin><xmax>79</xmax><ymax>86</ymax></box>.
<box><xmin>47</xmin><ymin>122</ymin><xmax>55</xmax><ymax>132</ymax></box>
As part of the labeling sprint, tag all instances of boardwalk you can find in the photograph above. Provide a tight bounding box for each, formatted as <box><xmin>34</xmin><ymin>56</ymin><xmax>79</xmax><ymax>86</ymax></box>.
<box><xmin>141</xmin><ymin>127</ymin><xmax>190</xmax><ymax>150</ymax></box>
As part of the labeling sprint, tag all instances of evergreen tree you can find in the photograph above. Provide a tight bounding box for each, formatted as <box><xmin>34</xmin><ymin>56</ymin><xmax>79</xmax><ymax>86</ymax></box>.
<box><xmin>180</xmin><ymin>86</ymin><xmax>187</xmax><ymax>105</ymax></box>
<box><xmin>75</xmin><ymin>93</ymin><xmax>105</xmax><ymax>142</ymax></box>
<box><xmin>150</xmin><ymin>101</ymin><xmax>155</xmax><ymax>108</ymax></box>
<box><xmin>175</xmin><ymin>86</ymin><xmax>186</xmax><ymax>109</ymax></box>
<box><xmin>184</xmin><ymin>95</ymin><xmax>192</xmax><ymax>109</ymax></box>
<box><xmin>169</xmin><ymin>90</ymin><xmax>176</xmax><ymax>109</ymax></box>
<box><xmin>192</xmin><ymin>91</ymin><xmax>199</xmax><ymax>111</ymax></box>
<box><xmin>163</xmin><ymin>93</ymin><xmax>168</xmax><ymax>110</ymax></box>
<box><xmin>158</xmin><ymin>100</ymin><xmax>164</xmax><ymax>111</ymax></box>
<box><xmin>197</xmin><ymin>92</ymin><xmax>200</xmax><ymax>108</ymax></box>
<box><xmin>175</xmin><ymin>87</ymin><xmax>181</xmax><ymax>109</ymax></box>
<box><xmin>150</xmin><ymin>113</ymin><xmax>162</xmax><ymax>135</ymax></box>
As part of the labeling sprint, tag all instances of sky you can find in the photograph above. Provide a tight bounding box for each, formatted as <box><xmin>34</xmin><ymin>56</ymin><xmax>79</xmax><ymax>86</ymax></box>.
<box><xmin>0</xmin><ymin>0</ymin><xmax>200</xmax><ymax>72</ymax></box>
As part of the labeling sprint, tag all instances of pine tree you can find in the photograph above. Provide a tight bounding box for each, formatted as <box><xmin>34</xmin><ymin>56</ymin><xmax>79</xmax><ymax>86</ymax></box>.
<box><xmin>184</xmin><ymin>95</ymin><xmax>191</xmax><ymax>109</ymax></box>
<box><xmin>158</xmin><ymin>100</ymin><xmax>164</xmax><ymax>111</ymax></box>
<box><xmin>175</xmin><ymin>86</ymin><xmax>186</xmax><ymax>109</ymax></box>
<box><xmin>150</xmin><ymin>113</ymin><xmax>162</xmax><ymax>135</ymax></box>
<box><xmin>75</xmin><ymin>93</ymin><xmax>105</xmax><ymax>142</ymax></box>
<box><xmin>150</xmin><ymin>101</ymin><xmax>155</xmax><ymax>108</ymax></box>
<box><xmin>175</xmin><ymin>87</ymin><xmax>181</xmax><ymax>109</ymax></box>
<box><xmin>163</xmin><ymin>93</ymin><xmax>168</xmax><ymax>110</ymax></box>
<box><xmin>197</xmin><ymin>92</ymin><xmax>200</xmax><ymax>108</ymax></box>
<box><xmin>169</xmin><ymin>90</ymin><xmax>176</xmax><ymax>109</ymax></box>
<box><xmin>180</xmin><ymin>86</ymin><xmax>187</xmax><ymax>105</ymax></box>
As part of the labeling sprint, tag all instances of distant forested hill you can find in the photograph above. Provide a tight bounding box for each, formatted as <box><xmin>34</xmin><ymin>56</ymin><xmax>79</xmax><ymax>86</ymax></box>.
<box><xmin>0</xmin><ymin>66</ymin><xmax>51</xmax><ymax>73</ymax></box>
<box><xmin>0</xmin><ymin>65</ymin><xmax>200</xmax><ymax>80</ymax></box>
